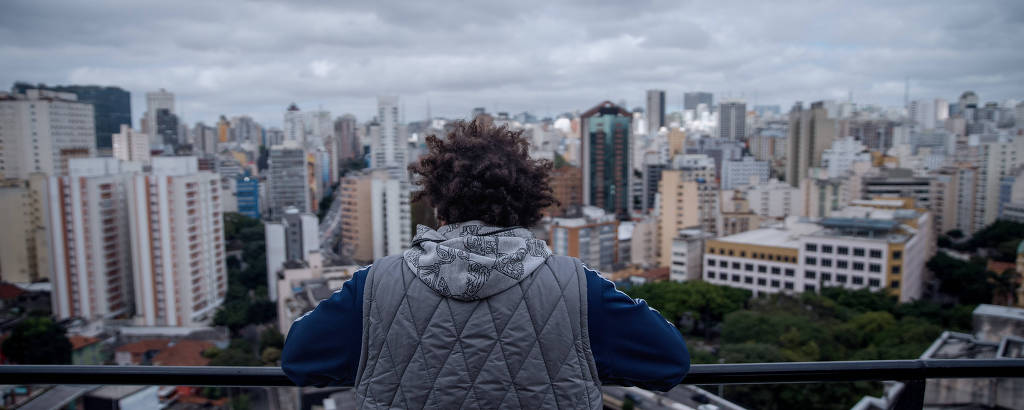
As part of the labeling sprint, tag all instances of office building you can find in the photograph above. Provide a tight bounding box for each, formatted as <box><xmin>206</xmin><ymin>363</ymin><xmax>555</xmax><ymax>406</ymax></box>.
<box><xmin>787</xmin><ymin>101</ymin><xmax>837</xmax><ymax>187</ymax></box>
<box><xmin>684</xmin><ymin>92</ymin><xmax>713</xmax><ymax>112</ymax></box>
<box><xmin>862</xmin><ymin>168</ymin><xmax>934</xmax><ymax>210</ymax></box>
<box><xmin>128</xmin><ymin>157</ymin><xmax>226</xmax><ymax>327</ymax></box>
<box><xmin>236</xmin><ymin>176</ymin><xmax>260</xmax><ymax>219</ymax></box>
<box><xmin>335</xmin><ymin>114</ymin><xmax>360</xmax><ymax>161</ymax></box>
<box><xmin>821</xmin><ymin>136</ymin><xmax>871</xmax><ymax>178</ymax></box>
<box><xmin>0</xmin><ymin>89</ymin><xmax>96</xmax><ymax>180</ymax></box>
<box><xmin>974</xmin><ymin>136</ymin><xmax>1024</xmax><ymax>232</ymax></box>
<box><xmin>746</xmin><ymin>178</ymin><xmax>805</xmax><ymax>220</ymax></box>
<box><xmin>264</xmin><ymin>207</ymin><xmax>319</xmax><ymax>301</ymax></box>
<box><xmin>670</xmin><ymin>229</ymin><xmax>711</xmax><ymax>282</ymax></box>
<box><xmin>192</xmin><ymin>122</ymin><xmax>218</xmax><ymax>155</ymax></box>
<box><xmin>371</xmin><ymin>96</ymin><xmax>407</xmax><ymax>168</ymax></box>
<box><xmin>581</xmin><ymin>101</ymin><xmax>632</xmax><ymax>218</ymax></box>
<box><xmin>338</xmin><ymin>168</ymin><xmax>410</xmax><ymax>264</ymax></box>
<box><xmin>718</xmin><ymin>101</ymin><xmax>747</xmax><ymax>140</ymax></box>
<box><xmin>12</xmin><ymin>83</ymin><xmax>131</xmax><ymax>151</ymax></box>
<box><xmin>549</xmin><ymin>206</ymin><xmax>619</xmax><ymax>272</ymax></box>
<box><xmin>0</xmin><ymin>176</ymin><xmax>50</xmax><ymax>284</ymax></box>
<box><xmin>143</xmin><ymin>89</ymin><xmax>174</xmax><ymax>137</ymax></box>
<box><xmin>284</xmin><ymin>103</ymin><xmax>304</xmax><ymax>143</ymax></box>
<box><xmin>155</xmin><ymin>108</ymin><xmax>180</xmax><ymax>149</ymax></box>
<box><xmin>646</xmin><ymin>90</ymin><xmax>666</xmax><ymax>136</ymax></box>
<box><xmin>265</xmin><ymin>127</ymin><xmax>285</xmax><ymax>147</ymax></box>
<box><xmin>546</xmin><ymin>164</ymin><xmax>583</xmax><ymax>217</ymax></box>
<box><xmin>658</xmin><ymin>167</ymin><xmax>720</xmax><ymax>267</ymax></box>
<box><xmin>47</xmin><ymin>158</ymin><xmax>140</xmax><ymax>321</ymax></box>
<box><xmin>268</xmin><ymin>141</ymin><xmax>310</xmax><ymax>218</ymax></box>
<box><xmin>112</xmin><ymin>125</ymin><xmax>150</xmax><ymax>164</ymax></box>
<box><xmin>704</xmin><ymin>199</ymin><xmax>933</xmax><ymax>302</ymax></box>
<box><xmin>722</xmin><ymin>155</ymin><xmax>769</xmax><ymax>190</ymax></box>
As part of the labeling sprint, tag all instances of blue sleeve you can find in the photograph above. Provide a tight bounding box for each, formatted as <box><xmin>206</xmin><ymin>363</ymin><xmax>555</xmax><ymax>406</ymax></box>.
<box><xmin>585</xmin><ymin>267</ymin><xmax>690</xmax><ymax>391</ymax></box>
<box><xmin>281</xmin><ymin>265</ymin><xmax>370</xmax><ymax>387</ymax></box>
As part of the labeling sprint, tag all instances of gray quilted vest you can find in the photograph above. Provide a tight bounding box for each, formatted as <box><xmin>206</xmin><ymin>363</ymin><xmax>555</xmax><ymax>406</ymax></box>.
<box><xmin>354</xmin><ymin>222</ymin><xmax>602</xmax><ymax>409</ymax></box>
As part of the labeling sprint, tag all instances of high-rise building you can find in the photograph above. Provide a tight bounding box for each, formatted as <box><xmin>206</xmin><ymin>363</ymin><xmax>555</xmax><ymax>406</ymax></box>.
<box><xmin>112</xmin><ymin>124</ymin><xmax>150</xmax><ymax>164</ymax></box>
<box><xmin>231</xmin><ymin>116</ymin><xmax>262</xmax><ymax>145</ymax></box>
<box><xmin>284</xmin><ymin>103</ymin><xmax>304</xmax><ymax>143</ymax></box>
<box><xmin>658</xmin><ymin>162</ymin><xmax>720</xmax><ymax>267</ymax></box>
<box><xmin>217</xmin><ymin>115</ymin><xmax>231</xmax><ymax>143</ymax></box>
<box><xmin>338</xmin><ymin>168</ymin><xmax>410</xmax><ymax>264</ymax></box>
<box><xmin>143</xmin><ymin>89</ymin><xmax>174</xmax><ymax>136</ymax></box>
<box><xmin>718</xmin><ymin>101</ymin><xmax>747</xmax><ymax>140</ymax></box>
<box><xmin>545</xmin><ymin>164</ymin><xmax>583</xmax><ymax>217</ymax></box>
<box><xmin>0</xmin><ymin>89</ymin><xmax>96</xmax><ymax>180</ymax></box>
<box><xmin>746</xmin><ymin>178</ymin><xmax>805</xmax><ymax>220</ymax></box>
<box><xmin>581</xmin><ymin>101</ymin><xmax>632</xmax><ymax>218</ymax></box>
<box><xmin>236</xmin><ymin>176</ymin><xmax>260</xmax><ymax>219</ymax></box>
<box><xmin>12</xmin><ymin>83</ymin><xmax>131</xmax><ymax>152</ymax></box>
<box><xmin>549</xmin><ymin>206</ymin><xmax>619</xmax><ymax>272</ymax></box>
<box><xmin>268</xmin><ymin>141</ymin><xmax>311</xmax><ymax>218</ymax></box>
<box><xmin>0</xmin><ymin>176</ymin><xmax>50</xmax><ymax>284</ymax></box>
<box><xmin>266</xmin><ymin>128</ymin><xmax>285</xmax><ymax>147</ymax></box>
<box><xmin>371</xmin><ymin>96</ymin><xmax>407</xmax><ymax>168</ymax></box>
<box><xmin>192</xmin><ymin>122</ymin><xmax>218</xmax><ymax>155</ymax></box>
<box><xmin>862</xmin><ymin>168</ymin><xmax>934</xmax><ymax>210</ymax></box>
<box><xmin>47</xmin><ymin>158</ymin><xmax>140</xmax><ymax>321</ymax></box>
<box><xmin>645</xmin><ymin>90</ymin><xmax>666</xmax><ymax>136</ymax></box>
<box><xmin>335</xmin><ymin>114</ymin><xmax>360</xmax><ymax>161</ymax></box>
<box><xmin>155</xmin><ymin>108</ymin><xmax>180</xmax><ymax>149</ymax></box>
<box><xmin>722</xmin><ymin>155</ymin><xmax>769</xmax><ymax>190</ymax></box>
<box><xmin>973</xmin><ymin>136</ymin><xmax>1024</xmax><ymax>231</ymax></box>
<box><xmin>128</xmin><ymin>157</ymin><xmax>226</xmax><ymax>327</ymax></box>
<box><xmin>264</xmin><ymin>207</ymin><xmax>319</xmax><ymax>301</ymax></box>
<box><xmin>684</xmin><ymin>92</ymin><xmax>713</xmax><ymax>112</ymax></box>
<box><xmin>930</xmin><ymin>164</ymin><xmax>979</xmax><ymax>235</ymax></box>
<box><xmin>821</xmin><ymin>136</ymin><xmax>871</xmax><ymax>178</ymax></box>
<box><xmin>786</xmin><ymin>101</ymin><xmax>837</xmax><ymax>188</ymax></box>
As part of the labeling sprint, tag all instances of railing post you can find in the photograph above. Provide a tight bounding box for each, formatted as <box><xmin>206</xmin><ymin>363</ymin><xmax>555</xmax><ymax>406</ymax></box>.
<box><xmin>892</xmin><ymin>379</ymin><xmax>925</xmax><ymax>410</ymax></box>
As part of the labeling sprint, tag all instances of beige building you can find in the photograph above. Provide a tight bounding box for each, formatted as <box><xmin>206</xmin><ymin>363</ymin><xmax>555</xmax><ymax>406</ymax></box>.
<box><xmin>0</xmin><ymin>89</ymin><xmax>96</xmax><ymax>180</ymax></box>
<box><xmin>930</xmin><ymin>163</ymin><xmax>980</xmax><ymax>235</ymax></box>
<box><xmin>786</xmin><ymin>101</ymin><xmax>837</xmax><ymax>188</ymax></box>
<box><xmin>112</xmin><ymin>124</ymin><xmax>151</xmax><ymax>165</ymax></box>
<box><xmin>338</xmin><ymin>168</ymin><xmax>410</xmax><ymax>265</ymax></box>
<box><xmin>658</xmin><ymin>169</ymin><xmax>719</xmax><ymax>267</ymax></box>
<box><xmin>0</xmin><ymin>175</ymin><xmax>50</xmax><ymax>283</ymax></box>
<box><xmin>339</xmin><ymin>172</ymin><xmax>373</xmax><ymax>263</ymax></box>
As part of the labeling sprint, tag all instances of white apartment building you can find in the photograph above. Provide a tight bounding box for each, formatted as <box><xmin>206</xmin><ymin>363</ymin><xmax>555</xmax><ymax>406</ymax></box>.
<box><xmin>722</xmin><ymin>155</ymin><xmax>770</xmax><ymax>190</ymax></box>
<box><xmin>703</xmin><ymin>200</ymin><xmax>933</xmax><ymax>302</ymax></box>
<box><xmin>0</xmin><ymin>89</ymin><xmax>96</xmax><ymax>180</ymax></box>
<box><xmin>746</xmin><ymin>178</ymin><xmax>804</xmax><ymax>220</ymax></box>
<box><xmin>370</xmin><ymin>167</ymin><xmax>411</xmax><ymax>258</ymax></box>
<box><xmin>284</xmin><ymin>104</ymin><xmax>305</xmax><ymax>143</ymax></box>
<box><xmin>268</xmin><ymin>141</ymin><xmax>311</xmax><ymax>218</ymax></box>
<box><xmin>143</xmin><ymin>89</ymin><xmax>175</xmax><ymax>137</ymax></box>
<box><xmin>112</xmin><ymin>124</ymin><xmax>151</xmax><ymax>164</ymax></box>
<box><xmin>47</xmin><ymin>158</ymin><xmax>140</xmax><ymax>321</ymax></box>
<box><xmin>973</xmin><ymin>135</ymin><xmax>1024</xmax><ymax>232</ymax></box>
<box><xmin>371</xmin><ymin>96</ymin><xmax>407</xmax><ymax>168</ymax></box>
<box><xmin>670</xmin><ymin>229</ymin><xmax>711</xmax><ymax>282</ymax></box>
<box><xmin>821</xmin><ymin>136</ymin><xmax>871</xmax><ymax>179</ymax></box>
<box><xmin>128</xmin><ymin>157</ymin><xmax>226</xmax><ymax>327</ymax></box>
<box><xmin>264</xmin><ymin>207</ymin><xmax>319</xmax><ymax>301</ymax></box>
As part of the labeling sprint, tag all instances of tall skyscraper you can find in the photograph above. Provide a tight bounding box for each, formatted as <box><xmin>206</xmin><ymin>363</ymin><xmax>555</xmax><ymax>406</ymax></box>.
<box><xmin>581</xmin><ymin>101</ymin><xmax>632</xmax><ymax>218</ymax></box>
<box><xmin>372</xmin><ymin>96</ymin><xmax>407</xmax><ymax>168</ymax></box>
<box><xmin>143</xmin><ymin>89</ymin><xmax>174</xmax><ymax>137</ymax></box>
<box><xmin>155</xmin><ymin>108</ymin><xmax>180</xmax><ymax>149</ymax></box>
<box><xmin>112</xmin><ymin>124</ymin><xmax>151</xmax><ymax>164</ymax></box>
<box><xmin>339</xmin><ymin>168</ymin><xmax>410</xmax><ymax>264</ymax></box>
<box><xmin>786</xmin><ymin>101</ymin><xmax>837</xmax><ymax>187</ymax></box>
<box><xmin>231</xmin><ymin>116</ymin><xmax>262</xmax><ymax>145</ymax></box>
<box><xmin>335</xmin><ymin>114</ymin><xmax>360</xmax><ymax>161</ymax></box>
<box><xmin>12</xmin><ymin>83</ymin><xmax>131</xmax><ymax>152</ymax></box>
<box><xmin>646</xmin><ymin>89</ymin><xmax>666</xmax><ymax>136</ymax></box>
<box><xmin>0</xmin><ymin>89</ymin><xmax>96</xmax><ymax>180</ymax></box>
<box><xmin>128</xmin><ymin>157</ymin><xmax>226</xmax><ymax>327</ymax></box>
<box><xmin>268</xmin><ymin>141</ymin><xmax>311</xmax><ymax>218</ymax></box>
<box><xmin>0</xmin><ymin>176</ymin><xmax>50</xmax><ymax>284</ymax></box>
<box><xmin>684</xmin><ymin>92</ymin><xmax>713</xmax><ymax>112</ymax></box>
<box><xmin>284</xmin><ymin>103</ymin><xmax>304</xmax><ymax>143</ymax></box>
<box><xmin>236</xmin><ymin>176</ymin><xmax>260</xmax><ymax>219</ymax></box>
<box><xmin>718</xmin><ymin>101</ymin><xmax>747</xmax><ymax>140</ymax></box>
<box><xmin>47</xmin><ymin>158</ymin><xmax>140</xmax><ymax>321</ymax></box>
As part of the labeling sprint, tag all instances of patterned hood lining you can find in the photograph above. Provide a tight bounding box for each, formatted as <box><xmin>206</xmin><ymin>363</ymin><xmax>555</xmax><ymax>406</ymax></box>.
<box><xmin>402</xmin><ymin>221</ymin><xmax>552</xmax><ymax>301</ymax></box>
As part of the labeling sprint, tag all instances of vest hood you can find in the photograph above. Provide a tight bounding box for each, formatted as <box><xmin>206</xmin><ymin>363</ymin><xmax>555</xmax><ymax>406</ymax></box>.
<box><xmin>402</xmin><ymin>221</ymin><xmax>552</xmax><ymax>301</ymax></box>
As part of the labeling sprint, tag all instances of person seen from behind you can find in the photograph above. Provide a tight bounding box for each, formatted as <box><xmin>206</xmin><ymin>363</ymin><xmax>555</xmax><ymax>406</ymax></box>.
<box><xmin>282</xmin><ymin>118</ymin><xmax>690</xmax><ymax>409</ymax></box>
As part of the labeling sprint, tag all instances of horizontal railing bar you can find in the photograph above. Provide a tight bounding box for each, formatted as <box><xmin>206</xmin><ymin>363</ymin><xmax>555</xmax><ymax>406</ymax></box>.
<box><xmin>1</xmin><ymin>359</ymin><xmax>1022</xmax><ymax>387</ymax></box>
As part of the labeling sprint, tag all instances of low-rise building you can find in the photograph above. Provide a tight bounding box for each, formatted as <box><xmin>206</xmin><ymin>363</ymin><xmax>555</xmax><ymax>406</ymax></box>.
<box><xmin>549</xmin><ymin>206</ymin><xmax>619</xmax><ymax>273</ymax></box>
<box><xmin>670</xmin><ymin>229</ymin><xmax>711</xmax><ymax>282</ymax></box>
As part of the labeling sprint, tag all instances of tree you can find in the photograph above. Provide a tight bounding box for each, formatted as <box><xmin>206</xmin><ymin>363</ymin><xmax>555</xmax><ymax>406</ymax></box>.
<box><xmin>259</xmin><ymin>328</ymin><xmax>285</xmax><ymax>352</ymax></box>
<box><xmin>992</xmin><ymin>269</ymin><xmax>1022</xmax><ymax>306</ymax></box>
<box><xmin>2</xmin><ymin>316</ymin><xmax>72</xmax><ymax>364</ymax></box>
<box><xmin>926</xmin><ymin>252</ymin><xmax>995</xmax><ymax>305</ymax></box>
<box><xmin>626</xmin><ymin>281</ymin><xmax>750</xmax><ymax>338</ymax></box>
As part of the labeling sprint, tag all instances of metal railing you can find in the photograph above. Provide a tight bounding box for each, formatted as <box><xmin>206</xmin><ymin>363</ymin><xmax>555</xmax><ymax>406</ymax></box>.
<box><xmin>2</xmin><ymin>359</ymin><xmax>1023</xmax><ymax>409</ymax></box>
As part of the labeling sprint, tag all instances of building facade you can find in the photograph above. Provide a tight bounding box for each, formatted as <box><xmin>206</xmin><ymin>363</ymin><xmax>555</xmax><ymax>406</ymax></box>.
<box><xmin>722</xmin><ymin>155</ymin><xmax>770</xmax><ymax>190</ymax></box>
<box><xmin>581</xmin><ymin>101</ymin><xmax>632</xmax><ymax>218</ymax></box>
<box><xmin>268</xmin><ymin>141</ymin><xmax>310</xmax><ymax>218</ymax></box>
<box><xmin>0</xmin><ymin>89</ymin><xmax>96</xmax><ymax>180</ymax></box>
<box><xmin>112</xmin><ymin>124</ymin><xmax>151</xmax><ymax>164</ymax></box>
<box><xmin>549</xmin><ymin>206</ymin><xmax>619</xmax><ymax>272</ymax></box>
<box><xmin>786</xmin><ymin>101</ymin><xmax>837</xmax><ymax>188</ymax></box>
<box><xmin>0</xmin><ymin>176</ymin><xmax>50</xmax><ymax>284</ymax></box>
<box><xmin>645</xmin><ymin>89</ymin><xmax>665</xmax><ymax>136</ymax></box>
<box><xmin>718</xmin><ymin>101</ymin><xmax>747</xmax><ymax>140</ymax></box>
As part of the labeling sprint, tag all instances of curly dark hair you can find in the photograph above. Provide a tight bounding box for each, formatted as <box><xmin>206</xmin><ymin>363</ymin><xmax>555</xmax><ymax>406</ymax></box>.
<box><xmin>408</xmin><ymin>118</ymin><xmax>556</xmax><ymax>227</ymax></box>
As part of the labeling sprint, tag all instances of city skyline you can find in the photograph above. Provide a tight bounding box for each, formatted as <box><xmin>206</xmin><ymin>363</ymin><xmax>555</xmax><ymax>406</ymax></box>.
<box><xmin>2</xmin><ymin>0</ymin><xmax>1023</xmax><ymax>127</ymax></box>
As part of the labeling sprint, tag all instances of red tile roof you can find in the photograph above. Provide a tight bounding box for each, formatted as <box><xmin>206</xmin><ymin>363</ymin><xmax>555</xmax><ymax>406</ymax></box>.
<box><xmin>69</xmin><ymin>335</ymin><xmax>101</xmax><ymax>350</ymax></box>
<box><xmin>116</xmin><ymin>339</ymin><xmax>171</xmax><ymax>354</ymax></box>
<box><xmin>0</xmin><ymin>283</ymin><xmax>25</xmax><ymax>300</ymax></box>
<box><xmin>151</xmin><ymin>340</ymin><xmax>214</xmax><ymax>367</ymax></box>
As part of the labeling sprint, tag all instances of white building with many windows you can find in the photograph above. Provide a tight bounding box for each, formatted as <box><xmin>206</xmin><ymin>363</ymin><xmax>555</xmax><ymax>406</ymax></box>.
<box><xmin>0</xmin><ymin>89</ymin><xmax>96</xmax><ymax>180</ymax></box>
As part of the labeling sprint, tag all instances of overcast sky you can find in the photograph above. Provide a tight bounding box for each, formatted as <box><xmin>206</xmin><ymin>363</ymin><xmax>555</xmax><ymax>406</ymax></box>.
<box><xmin>2</xmin><ymin>0</ymin><xmax>1022</xmax><ymax>128</ymax></box>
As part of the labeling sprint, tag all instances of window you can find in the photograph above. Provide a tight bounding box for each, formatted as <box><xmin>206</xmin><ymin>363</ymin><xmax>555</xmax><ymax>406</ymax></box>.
<box><xmin>719</xmin><ymin>260</ymin><xmax>727</xmax><ymax>268</ymax></box>
<box><xmin>822</xmin><ymin>245</ymin><xmax>833</xmax><ymax>253</ymax></box>
<box><xmin>732</xmin><ymin>274</ymin><xmax>741</xmax><ymax>282</ymax></box>
<box><xmin>837</xmin><ymin>260</ymin><xmax>848</xmax><ymax>269</ymax></box>
<box><xmin>838</xmin><ymin>246</ymin><xmax>849</xmax><ymax>255</ymax></box>
<box><xmin>707</xmin><ymin>271</ymin><xmax>716</xmax><ymax>279</ymax></box>
<box><xmin>805</xmin><ymin>257</ymin><xmax>817</xmax><ymax>265</ymax></box>
<box><xmin>708</xmin><ymin>247</ymin><xmax>715</xmax><ymax>254</ymax></box>
<box><xmin>805</xmin><ymin>270</ymin><xmax>817</xmax><ymax>279</ymax></box>
<box><xmin>870</xmin><ymin>249</ymin><xmax>883</xmax><ymax>258</ymax></box>
<box><xmin>740</xmin><ymin>251</ymin><xmax>746</xmax><ymax>257</ymax></box>
<box><xmin>869</xmin><ymin>278</ymin><xmax>881</xmax><ymax>287</ymax></box>
<box><xmin>853</xmin><ymin>248</ymin><xmax>865</xmax><ymax>257</ymax></box>
<box><xmin>891</xmin><ymin>266</ymin><xmax>901</xmax><ymax>274</ymax></box>
<box><xmin>869</xmin><ymin>264</ymin><xmax>881</xmax><ymax>273</ymax></box>
<box><xmin>836</xmin><ymin>274</ymin><xmax>848</xmax><ymax>283</ymax></box>
<box><xmin>890</xmin><ymin>280</ymin><xmax>900</xmax><ymax>289</ymax></box>
<box><xmin>732</xmin><ymin>262</ymin><xmax>740</xmax><ymax>269</ymax></box>
<box><xmin>821</xmin><ymin>258</ymin><xmax>832</xmax><ymax>267</ymax></box>
<box><xmin>821</xmin><ymin>272</ymin><xmax>832</xmax><ymax>281</ymax></box>
<box><xmin>707</xmin><ymin>258</ymin><xmax>716</xmax><ymax>266</ymax></box>
<box><xmin>806</xmin><ymin>243</ymin><xmax>817</xmax><ymax>252</ymax></box>
<box><xmin>771</xmin><ymin>280</ymin><xmax>780</xmax><ymax>288</ymax></box>
<box><xmin>853</xmin><ymin>262</ymin><xmax>865</xmax><ymax>271</ymax></box>
<box><xmin>771</xmin><ymin>267</ymin><xmax>781</xmax><ymax>275</ymax></box>
<box><xmin>785</xmin><ymin>268</ymin><xmax>795</xmax><ymax>276</ymax></box>
<box><xmin>784</xmin><ymin>282</ymin><xmax>794</xmax><ymax>290</ymax></box>
<box><xmin>757</xmin><ymin>278</ymin><xmax>767</xmax><ymax>286</ymax></box>
<box><xmin>852</xmin><ymin>276</ymin><xmax>864</xmax><ymax>285</ymax></box>
<box><xmin>893</xmin><ymin>251</ymin><xmax>902</xmax><ymax>260</ymax></box>
<box><xmin>744</xmin><ymin>276</ymin><xmax>753</xmax><ymax>284</ymax></box>
<box><xmin>745</xmin><ymin>264</ymin><xmax>754</xmax><ymax>271</ymax></box>
<box><xmin>805</xmin><ymin>284</ymin><xmax>817</xmax><ymax>292</ymax></box>
<box><xmin>758</xmin><ymin>265</ymin><xmax>767</xmax><ymax>273</ymax></box>
<box><xmin>729</xmin><ymin>250</ymin><xmax>734</xmax><ymax>256</ymax></box>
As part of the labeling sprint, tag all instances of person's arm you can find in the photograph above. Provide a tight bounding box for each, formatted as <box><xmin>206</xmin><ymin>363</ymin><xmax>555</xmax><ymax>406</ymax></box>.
<box><xmin>585</xmin><ymin>266</ymin><xmax>690</xmax><ymax>391</ymax></box>
<box><xmin>281</xmin><ymin>266</ymin><xmax>370</xmax><ymax>387</ymax></box>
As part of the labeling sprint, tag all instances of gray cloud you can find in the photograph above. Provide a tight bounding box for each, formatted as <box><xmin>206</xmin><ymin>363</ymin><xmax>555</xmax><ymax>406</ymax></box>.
<box><xmin>1</xmin><ymin>0</ymin><xmax>1022</xmax><ymax>127</ymax></box>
